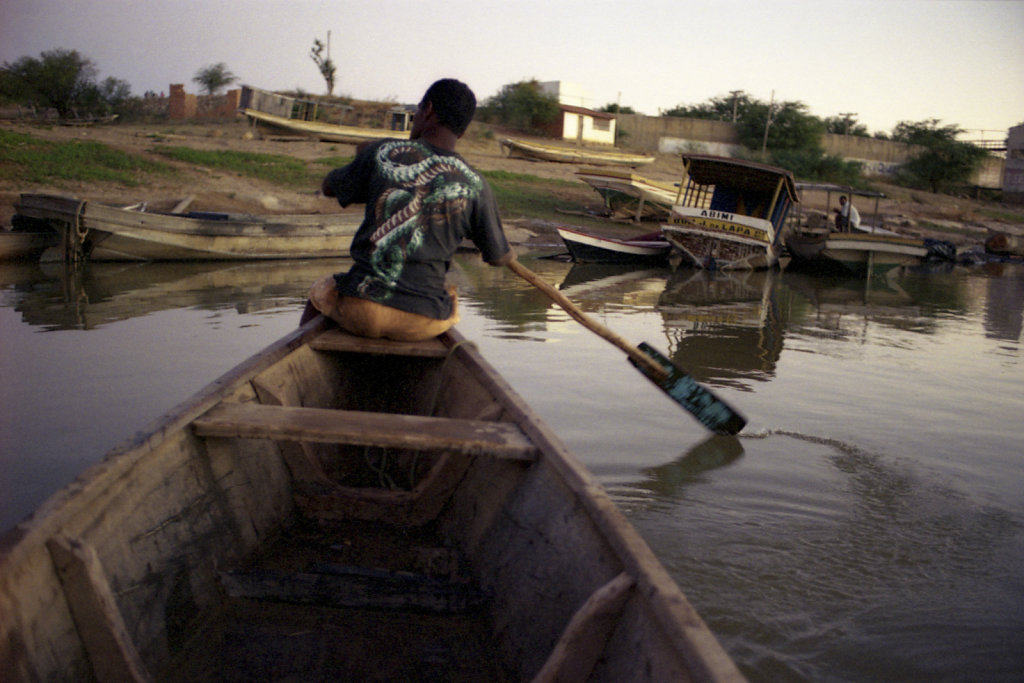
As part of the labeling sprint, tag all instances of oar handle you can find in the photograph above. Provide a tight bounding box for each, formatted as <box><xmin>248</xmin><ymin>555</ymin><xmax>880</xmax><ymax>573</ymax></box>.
<box><xmin>506</xmin><ymin>259</ymin><xmax>668</xmax><ymax>381</ymax></box>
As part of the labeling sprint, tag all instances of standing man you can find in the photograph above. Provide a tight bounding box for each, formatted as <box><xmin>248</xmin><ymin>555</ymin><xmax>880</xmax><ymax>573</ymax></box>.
<box><xmin>303</xmin><ymin>78</ymin><xmax>515</xmax><ymax>341</ymax></box>
<box><xmin>833</xmin><ymin>195</ymin><xmax>861</xmax><ymax>232</ymax></box>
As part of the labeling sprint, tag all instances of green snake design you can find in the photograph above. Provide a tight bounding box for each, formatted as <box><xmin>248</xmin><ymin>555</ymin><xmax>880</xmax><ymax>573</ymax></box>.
<box><xmin>358</xmin><ymin>140</ymin><xmax>484</xmax><ymax>302</ymax></box>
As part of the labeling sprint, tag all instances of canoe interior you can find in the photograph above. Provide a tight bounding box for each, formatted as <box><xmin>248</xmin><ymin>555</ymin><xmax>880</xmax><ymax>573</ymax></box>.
<box><xmin>0</xmin><ymin>320</ymin><xmax>741</xmax><ymax>682</ymax></box>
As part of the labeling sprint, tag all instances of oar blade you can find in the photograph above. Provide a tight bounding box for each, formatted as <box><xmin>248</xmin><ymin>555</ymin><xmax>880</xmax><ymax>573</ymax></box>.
<box><xmin>630</xmin><ymin>343</ymin><xmax>747</xmax><ymax>435</ymax></box>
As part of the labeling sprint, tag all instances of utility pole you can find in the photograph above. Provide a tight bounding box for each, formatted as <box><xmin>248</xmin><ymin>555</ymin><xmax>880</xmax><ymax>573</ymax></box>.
<box><xmin>729</xmin><ymin>90</ymin><xmax>743</xmax><ymax>123</ymax></box>
<box><xmin>760</xmin><ymin>90</ymin><xmax>775</xmax><ymax>158</ymax></box>
<box><xmin>839</xmin><ymin>112</ymin><xmax>857</xmax><ymax>135</ymax></box>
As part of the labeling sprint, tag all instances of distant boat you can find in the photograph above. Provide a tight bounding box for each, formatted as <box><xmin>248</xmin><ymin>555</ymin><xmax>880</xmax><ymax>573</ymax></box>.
<box><xmin>660</xmin><ymin>155</ymin><xmax>799</xmax><ymax>270</ymax></box>
<box><xmin>575</xmin><ymin>167</ymin><xmax>678</xmax><ymax>221</ymax></box>
<box><xmin>500</xmin><ymin>138</ymin><xmax>655</xmax><ymax>167</ymax></box>
<box><xmin>239</xmin><ymin>84</ymin><xmax>410</xmax><ymax>144</ymax></box>
<box><xmin>556</xmin><ymin>226</ymin><xmax>670</xmax><ymax>264</ymax></box>
<box><xmin>241</xmin><ymin>108</ymin><xmax>410</xmax><ymax>145</ymax></box>
<box><xmin>14</xmin><ymin>193</ymin><xmax>359</xmax><ymax>262</ymax></box>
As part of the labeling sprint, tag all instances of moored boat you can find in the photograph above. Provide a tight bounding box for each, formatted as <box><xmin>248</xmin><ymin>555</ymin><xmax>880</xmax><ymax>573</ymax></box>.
<box><xmin>0</xmin><ymin>317</ymin><xmax>744</xmax><ymax>682</ymax></box>
<box><xmin>0</xmin><ymin>225</ymin><xmax>59</xmax><ymax>261</ymax></box>
<box><xmin>786</xmin><ymin>229</ymin><xmax>940</xmax><ymax>276</ymax></box>
<box><xmin>13</xmin><ymin>193</ymin><xmax>360</xmax><ymax>262</ymax></box>
<box><xmin>557</xmin><ymin>226</ymin><xmax>671</xmax><ymax>264</ymax></box>
<box><xmin>661</xmin><ymin>155</ymin><xmax>799</xmax><ymax>270</ymax></box>
<box><xmin>501</xmin><ymin>138</ymin><xmax>655</xmax><ymax>167</ymax></box>
<box><xmin>576</xmin><ymin>167</ymin><xmax>678</xmax><ymax>220</ymax></box>
<box><xmin>241</xmin><ymin>108</ymin><xmax>410</xmax><ymax>145</ymax></box>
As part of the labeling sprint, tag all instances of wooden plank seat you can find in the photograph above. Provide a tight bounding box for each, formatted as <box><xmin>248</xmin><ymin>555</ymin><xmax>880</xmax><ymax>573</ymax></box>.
<box><xmin>309</xmin><ymin>328</ymin><xmax>451</xmax><ymax>358</ymax></box>
<box><xmin>193</xmin><ymin>402</ymin><xmax>538</xmax><ymax>461</ymax></box>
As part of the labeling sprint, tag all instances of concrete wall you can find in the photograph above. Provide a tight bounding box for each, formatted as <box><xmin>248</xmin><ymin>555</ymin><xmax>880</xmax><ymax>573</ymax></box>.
<box><xmin>616</xmin><ymin>113</ymin><xmax>1006</xmax><ymax>189</ymax></box>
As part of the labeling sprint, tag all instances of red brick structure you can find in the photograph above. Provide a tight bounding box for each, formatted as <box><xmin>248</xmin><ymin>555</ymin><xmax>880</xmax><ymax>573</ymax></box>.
<box><xmin>168</xmin><ymin>84</ymin><xmax>241</xmax><ymax>120</ymax></box>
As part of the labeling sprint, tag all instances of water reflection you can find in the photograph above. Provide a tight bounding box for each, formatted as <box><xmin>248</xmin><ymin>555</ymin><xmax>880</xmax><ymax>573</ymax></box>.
<box><xmin>1</xmin><ymin>259</ymin><xmax>350</xmax><ymax>330</ymax></box>
<box><xmin>656</xmin><ymin>268</ymin><xmax>786</xmax><ymax>388</ymax></box>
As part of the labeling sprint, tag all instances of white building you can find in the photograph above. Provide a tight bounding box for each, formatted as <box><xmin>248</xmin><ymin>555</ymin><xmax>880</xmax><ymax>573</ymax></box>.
<box><xmin>538</xmin><ymin>81</ymin><xmax>617</xmax><ymax>146</ymax></box>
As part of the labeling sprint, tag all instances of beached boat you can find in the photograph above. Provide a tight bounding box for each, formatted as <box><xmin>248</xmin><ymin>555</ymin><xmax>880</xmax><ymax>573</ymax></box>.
<box><xmin>501</xmin><ymin>138</ymin><xmax>655</xmax><ymax>167</ymax></box>
<box><xmin>557</xmin><ymin>226</ymin><xmax>671</xmax><ymax>264</ymax></box>
<box><xmin>0</xmin><ymin>317</ymin><xmax>743</xmax><ymax>682</ymax></box>
<box><xmin>576</xmin><ymin>167</ymin><xmax>678</xmax><ymax>220</ymax></box>
<box><xmin>661</xmin><ymin>155</ymin><xmax>799</xmax><ymax>270</ymax></box>
<box><xmin>242</xmin><ymin>108</ymin><xmax>410</xmax><ymax>145</ymax></box>
<box><xmin>0</xmin><ymin>225</ymin><xmax>59</xmax><ymax>261</ymax></box>
<box><xmin>13</xmin><ymin>193</ymin><xmax>360</xmax><ymax>262</ymax></box>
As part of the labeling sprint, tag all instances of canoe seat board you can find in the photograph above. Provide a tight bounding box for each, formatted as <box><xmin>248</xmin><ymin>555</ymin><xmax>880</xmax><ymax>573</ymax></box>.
<box><xmin>309</xmin><ymin>328</ymin><xmax>451</xmax><ymax>357</ymax></box>
<box><xmin>193</xmin><ymin>403</ymin><xmax>538</xmax><ymax>461</ymax></box>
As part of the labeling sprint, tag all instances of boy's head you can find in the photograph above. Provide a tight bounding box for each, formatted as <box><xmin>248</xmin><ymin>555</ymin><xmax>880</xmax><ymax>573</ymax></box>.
<box><xmin>420</xmin><ymin>79</ymin><xmax>477</xmax><ymax>136</ymax></box>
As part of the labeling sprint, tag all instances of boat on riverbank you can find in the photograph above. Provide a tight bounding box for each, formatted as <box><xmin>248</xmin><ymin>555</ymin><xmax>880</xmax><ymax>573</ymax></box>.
<box><xmin>242</xmin><ymin>108</ymin><xmax>410</xmax><ymax>144</ymax></box>
<box><xmin>557</xmin><ymin>226</ymin><xmax>671</xmax><ymax>264</ymax></box>
<box><xmin>501</xmin><ymin>138</ymin><xmax>655</xmax><ymax>167</ymax></box>
<box><xmin>576</xmin><ymin>167</ymin><xmax>679</xmax><ymax>220</ymax></box>
<box><xmin>13</xmin><ymin>193</ymin><xmax>360</xmax><ymax>262</ymax></box>
<box><xmin>0</xmin><ymin>317</ymin><xmax>743</xmax><ymax>682</ymax></box>
<box><xmin>0</xmin><ymin>224</ymin><xmax>59</xmax><ymax>261</ymax></box>
<box><xmin>785</xmin><ymin>229</ymin><xmax>947</xmax><ymax>276</ymax></box>
<box><xmin>661</xmin><ymin>154</ymin><xmax>799</xmax><ymax>270</ymax></box>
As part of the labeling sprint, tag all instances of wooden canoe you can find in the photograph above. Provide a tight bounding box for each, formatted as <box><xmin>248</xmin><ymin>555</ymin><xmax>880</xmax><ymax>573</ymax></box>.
<box><xmin>576</xmin><ymin>167</ymin><xmax>679</xmax><ymax>221</ymax></box>
<box><xmin>13</xmin><ymin>193</ymin><xmax>360</xmax><ymax>262</ymax></box>
<box><xmin>0</xmin><ymin>318</ymin><xmax>744</xmax><ymax>682</ymax></box>
<box><xmin>242</xmin><ymin>108</ymin><xmax>410</xmax><ymax>145</ymax></box>
<box><xmin>557</xmin><ymin>226</ymin><xmax>671</xmax><ymax>264</ymax></box>
<box><xmin>500</xmin><ymin>138</ymin><xmax>655</xmax><ymax>167</ymax></box>
<box><xmin>0</xmin><ymin>227</ymin><xmax>59</xmax><ymax>261</ymax></box>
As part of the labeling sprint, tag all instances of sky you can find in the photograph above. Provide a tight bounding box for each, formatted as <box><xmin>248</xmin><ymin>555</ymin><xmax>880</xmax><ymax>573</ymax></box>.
<box><xmin>2</xmin><ymin>0</ymin><xmax>1022</xmax><ymax>139</ymax></box>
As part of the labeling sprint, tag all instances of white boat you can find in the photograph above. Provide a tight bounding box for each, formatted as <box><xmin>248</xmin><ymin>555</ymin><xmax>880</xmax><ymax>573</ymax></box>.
<box><xmin>556</xmin><ymin>226</ymin><xmax>670</xmax><ymax>264</ymax></box>
<box><xmin>661</xmin><ymin>155</ymin><xmax>799</xmax><ymax>270</ymax></box>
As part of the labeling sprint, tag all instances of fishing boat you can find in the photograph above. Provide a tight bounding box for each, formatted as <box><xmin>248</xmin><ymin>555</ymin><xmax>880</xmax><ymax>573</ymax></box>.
<box><xmin>557</xmin><ymin>226</ymin><xmax>671</xmax><ymax>264</ymax></box>
<box><xmin>13</xmin><ymin>193</ymin><xmax>360</xmax><ymax>262</ymax></box>
<box><xmin>500</xmin><ymin>138</ymin><xmax>655</xmax><ymax>167</ymax></box>
<box><xmin>660</xmin><ymin>155</ymin><xmax>799</xmax><ymax>270</ymax></box>
<box><xmin>241</xmin><ymin>108</ymin><xmax>410</xmax><ymax>145</ymax></box>
<box><xmin>576</xmin><ymin>167</ymin><xmax>679</xmax><ymax>221</ymax></box>
<box><xmin>785</xmin><ymin>229</ymin><xmax>940</xmax><ymax>276</ymax></box>
<box><xmin>0</xmin><ymin>317</ymin><xmax>744</xmax><ymax>682</ymax></box>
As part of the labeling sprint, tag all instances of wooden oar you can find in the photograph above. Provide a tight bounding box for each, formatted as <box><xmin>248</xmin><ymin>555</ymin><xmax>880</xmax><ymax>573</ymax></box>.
<box><xmin>507</xmin><ymin>259</ymin><xmax>746</xmax><ymax>435</ymax></box>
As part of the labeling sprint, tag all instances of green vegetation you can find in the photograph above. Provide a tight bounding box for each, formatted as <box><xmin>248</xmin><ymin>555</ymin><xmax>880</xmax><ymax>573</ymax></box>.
<box><xmin>0</xmin><ymin>48</ymin><xmax>131</xmax><ymax>118</ymax></box>
<box><xmin>191</xmin><ymin>63</ymin><xmax>237</xmax><ymax>96</ymax></box>
<box><xmin>482</xmin><ymin>169</ymin><xmax>605</xmax><ymax>227</ymax></box>
<box><xmin>0</xmin><ymin>128</ymin><xmax>170</xmax><ymax>184</ymax></box>
<box><xmin>890</xmin><ymin>119</ymin><xmax>989</xmax><ymax>194</ymax></box>
<box><xmin>477</xmin><ymin>80</ymin><xmax>560</xmax><ymax>135</ymax></box>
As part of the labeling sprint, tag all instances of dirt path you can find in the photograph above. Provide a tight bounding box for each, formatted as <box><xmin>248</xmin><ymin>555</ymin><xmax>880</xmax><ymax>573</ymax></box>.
<box><xmin>3</xmin><ymin>118</ymin><xmax>1022</xmax><ymax>247</ymax></box>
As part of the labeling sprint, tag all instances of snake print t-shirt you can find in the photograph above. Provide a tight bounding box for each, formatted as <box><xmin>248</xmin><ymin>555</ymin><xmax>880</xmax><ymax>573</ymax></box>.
<box><xmin>324</xmin><ymin>138</ymin><xmax>510</xmax><ymax>320</ymax></box>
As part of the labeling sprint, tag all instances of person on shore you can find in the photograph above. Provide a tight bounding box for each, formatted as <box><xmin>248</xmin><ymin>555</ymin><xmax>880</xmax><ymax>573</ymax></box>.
<box><xmin>833</xmin><ymin>195</ymin><xmax>861</xmax><ymax>231</ymax></box>
<box><xmin>301</xmin><ymin>78</ymin><xmax>515</xmax><ymax>340</ymax></box>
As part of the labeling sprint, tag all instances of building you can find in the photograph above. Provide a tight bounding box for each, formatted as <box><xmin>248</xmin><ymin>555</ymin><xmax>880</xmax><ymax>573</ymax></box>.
<box><xmin>539</xmin><ymin>81</ymin><xmax>617</xmax><ymax>146</ymax></box>
<box><xmin>1003</xmin><ymin>124</ymin><xmax>1024</xmax><ymax>204</ymax></box>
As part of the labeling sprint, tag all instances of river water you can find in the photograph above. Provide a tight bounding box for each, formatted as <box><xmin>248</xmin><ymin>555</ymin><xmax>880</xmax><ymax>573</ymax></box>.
<box><xmin>2</xmin><ymin>252</ymin><xmax>1022</xmax><ymax>681</ymax></box>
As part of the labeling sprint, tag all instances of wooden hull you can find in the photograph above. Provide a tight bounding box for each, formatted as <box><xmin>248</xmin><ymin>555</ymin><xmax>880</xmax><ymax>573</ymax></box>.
<box><xmin>500</xmin><ymin>138</ymin><xmax>655</xmax><ymax>167</ymax></box>
<box><xmin>0</xmin><ymin>320</ymin><xmax>743</xmax><ymax>682</ymax></box>
<box><xmin>576</xmin><ymin>167</ymin><xmax>678</xmax><ymax>220</ymax></box>
<box><xmin>0</xmin><ymin>229</ymin><xmax>59</xmax><ymax>261</ymax></box>
<box><xmin>15</xmin><ymin>194</ymin><xmax>360</xmax><ymax>262</ymax></box>
<box><xmin>557</xmin><ymin>226</ymin><xmax>670</xmax><ymax>264</ymax></box>
<box><xmin>662</xmin><ymin>210</ymin><xmax>780</xmax><ymax>270</ymax></box>
<box><xmin>243</xmin><ymin>108</ymin><xmax>409</xmax><ymax>144</ymax></box>
<box><xmin>787</xmin><ymin>230</ymin><xmax>930</xmax><ymax>276</ymax></box>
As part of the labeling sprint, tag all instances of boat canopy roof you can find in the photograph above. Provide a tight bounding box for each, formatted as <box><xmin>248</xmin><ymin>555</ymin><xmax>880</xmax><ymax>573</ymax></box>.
<box><xmin>794</xmin><ymin>182</ymin><xmax>885</xmax><ymax>199</ymax></box>
<box><xmin>681</xmin><ymin>154</ymin><xmax>799</xmax><ymax>204</ymax></box>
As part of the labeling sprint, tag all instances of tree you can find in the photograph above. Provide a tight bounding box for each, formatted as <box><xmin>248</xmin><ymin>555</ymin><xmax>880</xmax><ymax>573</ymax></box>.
<box><xmin>0</xmin><ymin>48</ymin><xmax>98</xmax><ymax>117</ymax></box>
<box><xmin>823</xmin><ymin>114</ymin><xmax>869</xmax><ymax>137</ymax></box>
<box><xmin>310</xmin><ymin>38</ymin><xmax>336</xmax><ymax>96</ymax></box>
<box><xmin>890</xmin><ymin>119</ymin><xmax>989</xmax><ymax>193</ymax></box>
<box><xmin>192</xmin><ymin>63</ymin><xmax>237</xmax><ymax>96</ymax></box>
<box><xmin>600</xmin><ymin>103</ymin><xmax>635</xmax><ymax>114</ymax></box>
<box><xmin>478</xmin><ymin>80</ymin><xmax>560</xmax><ymax>134</ymax></box>
<box><xmin>663</xmin><ymin>90</ymin><xmax>754</xmax><ymax>122</ymax></box>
